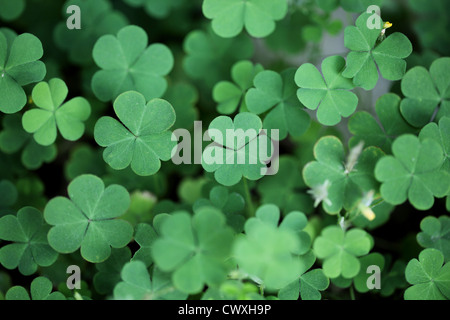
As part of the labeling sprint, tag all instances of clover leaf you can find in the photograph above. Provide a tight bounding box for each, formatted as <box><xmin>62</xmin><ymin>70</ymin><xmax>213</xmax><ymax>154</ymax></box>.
<box><xmin>202</xmin><ymin>0</ymin><xmax>288</xmax><ymax>38</ymax></box>
<box><xmin>400</xmin><ymin>58</ymin><xmax>450</xmax><ymax>127</ymax></box>
<box><xmin>0</xmin><ymin>31</ymin><xmax>46</xmax><ymax>113</ymax></box>
<box><xmin>54</xmin><ymin>0</ymin><xmax>128</xmax><ymax>66</ymax></box>
<box><xmin>405</xmin><ymin>248</ymin><xmax>450</xmax><ymax>300</ymax></box>
<box><xmin>342</xmin><ymin>13</ymin><xmax>412</xmax><ymax>90</ymax></box>
<box><xmin>213</xmin><ymin>60</ymin><xmax>263</xmax><ymax>115</ymax></box>
<box><xmin>303</xmin><ymin>136</ymin><xmax>384</xmax><ymax>214</ymax></box>
<box><xmin>419</xmin><ymin>117</ymin><xmax>450</xmax><ymax>172</ymax></box>
<box><xmin>64</xmin><ymin>144</ymin><xmax>106</xmax><ymax>181</ymax></box>
<box><xmin>348</xmin><ymin>93</ymin><xmax>417</xmax><ymax>153</ymax></box>
<box><xmin>183</xmin><ymin>28</ymin><xmax>254</xmax><ymax>87</ymax></box>
<box><xmin>0</xmin><ymin>207</ymin><xmax>58</xmax><ymax>276</ymax></box>
<box><xmin>94</xmin><ymin>247</ymin><xmax>131</xmax><ymax>295</ymax></box>
<box><xmin>114</xmin><ymin>260</ymin><xmax>187</xmax><ymax>300</ymax></box>
<box><xmin>296</xmin><ymin>55</ymin><xmax>358</xmax><ymax>126</ymax></box>
<box><xmin>22</xmin><ymin>78</ymin><xmax>91</xmax><ymax>146</ymax></box>
<box><xmin>313</xmin><ymin>226</ymin><xmax>373</xmax><ymax>279</ymax></box>
<box><xmin>94</xmin><ymin>91</ymin><xmax>176</xmax><ymax>176</ymax></box>
<box><xmin>374</xmin><ymin>134</ymin><xmax>450</xmax><ymax>210</ymax></box>
<box><xmin>417</xmin><ymin>216</ymin><xmax>450</xmax><ymax>262</ymax></box>
<box><xmin>353</xmin><ymin>253</ymin><xmax>385</xmax><ymax>293</ymax></box>
<box><xmin>92</xmin><ymin>25</ymin><xmax>174</xmax><ymax>102</ymax></box>
<box><xmin>201</xmin><ymin>112</ymin><xmax>272</xmax><ymax>186</ymax></box>
<box><xmin>151</xmin><ymin>208</ymin><xmax>234</xmax><ymax>294</ymax></box>
<box><xmin>44</xmin><ymin>174</ymin><xmax>133</xmax><ymax>263</ymax></box>
<box><xmin>6</xmin><ymin>276</ymin><xmax>65</xmax><ymax>300</ymax></box>
<box><xmin>315</xmin><ymin>0</ymin><xmax>384</xmax><ymax>13</ymax></box>
<box><xmin>123</xmin><ymin>0</ymin><xmax>183</xmax><ymax>18</ymax></box>
<box><xmin>0</xmin><ymin>0</ymin><xmax>25</xmax><ymax>21</ymax></box>
<box><xmin>131</xmin><ymin>223</ymin><xmax>158</xmax><ymax>267</ymax></box>
<box><xmin>246</xmin><ymin>68</ymin><xmax>311</xmax><ymax>139</ymax></box>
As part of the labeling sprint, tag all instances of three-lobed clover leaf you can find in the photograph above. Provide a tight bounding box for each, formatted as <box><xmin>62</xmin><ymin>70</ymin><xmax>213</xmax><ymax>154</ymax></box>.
<box><xmin>417</xmin><ymin>216</ymin><xmax>450</xmax><ymax>262</ymax></box>
<box><xmin>5</xmin><ymin>276</ymin><xmax>65</xmax><ymax>300</ymax></box>
<box><xmin>151</xmin><ymin>208</ymin><xmax>234</xmax><ymax>294</ymax></box>
<box><xmin>405</xmin><ymin>248</ymin><xmax>450</xmax><ymax>300</ymax></box>
<box><xmin>114</xmin><ymin>260</ymin><xmax>187</xmax><ymax>300</ymax></box>
<box><xmin>201</xmin><ymin>112</ymin><xmax>272</xmax><ymax>186</ymax></box>
<box><xmin>246</xmin><ymin>68</ymin><xmax>311</xmax><ymax>139</ymax></box>
<box><xmin>94</xmin><ymin>91</ymin><xmax>176</xmax><ymax>176</ymax></box>
<box><xmin>0</xmin><ymin>207</ymin><xmax>58</xmax><ymax>275</ymax></box>
<box><xmin>342</xmin><ymin>12</ymin><xmax>412</xmax><ymax>90</ymax></box>
<box><xmin>400</xmin><ymin>58</ymin><xmax>450</xmax><ymax>128</ymax></box>
<box><xmin>213</xmin><ymin>60</ymin><xmax>263</xmax><ymax>115</ymax></box>
<box><xmin>348</xmin><ymin>93</ymin><xmax>417</xmax><ymax>153</ymax></box>
<box><xmin>202</xmin><ymin>0</ymin><xmax>288</xmax><ymax>38</ymax></box>
<box><xmin>22</xmin><ymin>78</ymin><xmax>91</xmax><ymax>146</ymax></box>
<box><xmin>375</xmin><ymin>134</ymin><xmax>450</xmax><ymax>210</ymax></box>
<box><xmin>123</xmin><ymin>0</ymin><xmax>183</xmax><ymax>19</ymax></box>
<box><xmin>313</xmin><ymin>226</ymin><xmax>373</xmax><ymax>279</ymax></box>
<box><xmin>303</xmin><ymin>136</ymin><xmax>384</xmax><ymax>214</ymax></box>
<box><xmin>296</xmin><ymin>55</ymin><xmax>358</xmax><ymax>126</ymax></box>
<box><xmin>44</xmin><ymin>174</ymin><xmax>133</xmax><ymax>263</ymax></box>
<box><xmin>419</xmin><ymin>117</ymin><xmax>450</xmax><ymax>173</ymax></box>
<box><xmin>0</xmin><ymin>31</ymin><xmax>46</xmax><ymax>113</ymax></box>
<box><xmin>92</xmin><ymin>25</ymin><xmax>174</xmax><ymax>102</ymax></box>
<box><xmin>54</xmin><ymin>0</ymin><xmax>129</xmax><ymax>66</ymax></box>
<box><xmin>131</xmin><ymin>223</ymin><xmax>158</xmax><ymax>267</ymax></box>
<box><xmin>233</xmin><ymin>204</ymin><xmax>311</xmax><ymax>291</ymax></box>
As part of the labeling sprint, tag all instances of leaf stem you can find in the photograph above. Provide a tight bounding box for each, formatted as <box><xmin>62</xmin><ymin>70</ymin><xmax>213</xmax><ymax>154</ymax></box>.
<box><xmin>243</xmin><ymin>178</ymin><xmax>255</xmax><ymax>217</ymax></box>
<box><xmin>349</xmin><ymin>286</ymin><xmax>356</xmax><ymax>300</ymax></box>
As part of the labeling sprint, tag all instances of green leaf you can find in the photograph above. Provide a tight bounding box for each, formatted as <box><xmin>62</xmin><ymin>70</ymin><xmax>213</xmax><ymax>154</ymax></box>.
<box><xmin>123</xmin><ymin>0</ymin><xmax>183</xmax><ymax>19</ymax></box>
<box><xmin>0</xmin><ymin>0</ymin><xmax>25</xmax><ymax>21</ymax></box>
<box><xmin>349</xmin><ymin>93</ymin><xmax>417</xmax><ymax>153</ymax></box>
<box><xmin>94</xmin><ymin>247</ymin><xmax>131</xmax><ymax>295</ymax></box>
<box><xmin>0</xmin><ymin>179</ymin><xmax>17</xmax><ymax>213</ymax></box>
<box><xmin>299</xmin><ymin>269</ymin><xmax>329</xmax><ymax>300</ymax></box>
<box><xmin>94</xmin><ymin>91</ymin><xmax>176</xmax><ymax>176</ymax></box>
<box><xmin>92</xmin><ymin>25</ymin><xmax>174</xmax><ymax>102</ymax></box>
<box><xmin>400</xmin><ymin>58</ymin><xmax>450</xmax><ymax>127</ymax></box>
<box><xmin>114</xmin><ymin>260</ymin><xmax>187</xmax><ymax>300</ymax></box>
<box><xmin>296</xmin><ymin>55</ymin><xmax>358</xmax><ymax>126</ymax></box>
<box><xmin>0</xmin><ymin>207</ymin><xmax>58</xmax><ymax>275</ymax></box>
<box><xmin>44</xmin><ymin>174</ymin><xmax>133</xmax><ymax>263</ymax></box>
<box><xmin>6</xmin><ymin>277</ymin><xmax>65</xmax><ymax>300</ymax></box>
<box><xmin>405</xmin><ymin>248</ymin><xmax>450</xmax><ymax>300</ymax></box>
<box><xmin>375</xmin><ymin>134</ymin><xmax>450</xmax><ymax>210</ymax></box>
<box><xmin>202</xmin><ymin>0</ymin><xmax>288</xmax><ymax>38</ymax></box>
<box><xmin>22</xmin><ymin>78</ymin><xmax>91</xmax><ymax>146</ymax></box>
<box><xmin>214</xmin><ymin>60</ymin><xmax>263</xmax><ymax>115</ymax></box>
<box><xmin>163</xmin><ymin>82</ymin><xmax>198</xmax><ymax>130</ymax></box>
<box><xmin>132</xmin><ymin>223</ymin><xmax>158</xmax><ymax>267</ymax></box>
<box><xmin>419</xmin><ymin>117</ymin><xmax>450</xmax><ymax>173</ymax></box>
<box><xmin>342</xmin><ymin>13</ymin><xmax>412</xmax><ymax>90</ymax></box>
<box><xmin>313</xmin><ymin>226</ymin><xmax>372</xmax><ymax>279</ymax></box>
<box><xmin>417</xmin><ymin>216</ymin><xmax>450</xmax><ymax>262</ymax></box>
<box><xmin>152</xmin><ymin>208</ymin><xmax>234</xmax><ymax>294</ymax></box>
<box><xmin>353</xmin><ymin>253</ymin><xmax>385</xmax><ymax>293</ymax></box>
<box><xmin>0</xmin><ymin>31</ymin><xmax>46</xmax><ymax>113</ymax></box>
<box><xmin>247</xmin><ymin>68</ymin><xmax>311</xmax><ymax>139</ymax></box>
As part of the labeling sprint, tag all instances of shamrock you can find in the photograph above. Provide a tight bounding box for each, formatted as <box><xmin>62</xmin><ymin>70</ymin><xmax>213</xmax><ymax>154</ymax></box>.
<box><xmin>213</xmin><ymin>60</ymin><xmax>263</xmax><ymax>115</ymax></box>
<box><xmin>313</xmin><ymin>226</ymin><xmax>373</xmax><ymax>279</ymax></box>
<box><xmin>0</xmin><ymin>114</ymin><xmax>57</xmax><ymax>170</ymax></box>
<box><xmin>44</xmin><ymin>174</ymin><xmax>133</xmax><ymax>263</ymax></box>
<box><xmin>92</xmin><ymin>25</ymin><xmax>174</xmax><ymax>102</ymax></box>
<box><xmin>94</xmin><ymin>247</ymin><xmax>131</xmax><ymax>295</ymax></box>
<box><xmin>22</xmin><ymin>78</ymin><xmax>91</xmax><ymax>146</ymax></box>
<box><xmin>419</xmin><ymin>117</ymin><xmax>450</xmax><ymax>172</ymax></box>
<box><xmin>201</xmin><ymin>112</ymin><xmax>272</xmax><ymax>186</ymax></box>
<box><xmin>400</xmin><ymin>58</ymin><xmax>450</xmax><ymax>128</ymax></box>
<box><xmin>348</xmin><ymin>93</ymin><xmax>417</xmax><ymax>153</ymax></box>
<box><xmin>131</xmin><ymin>223</ymin><xmax>158</xmax><ymax>267</ymax></box>
<box><xmin>405</xmin><ymin>248</ymin><xmax>450</xmax><ymax>300</ymax></box>
<box><xmin>353</xmin><ymin>253</ymin><xmax>385</xmax><ymax>293</ymax></box>
<box><xmin>151</xmin><ymin>208</ymin><xmax>234</xmax><ymax>294</ymax></box>
<box><xmin>303</xmin><ymin>136</ymin><xmax>384</xmax><ymax>214</ymax></box>
<box><xmin>114</xmin><ymin>260</ymin><xmax>187</xmax><ymax>300</ymax></box>
<box><xmin>0</xmin><ymin>0</ymin><xmax>25</xmax><ymax>21</ymax></box>
<box><xmin>374</xmin><ymin>134</ymin><xmax>450</xmax><ymax>210</ymax></box>
<box><xmin>6</xmin><ymin>277</ymin><xmax>65</xmax><ymax>300</ymax></box>
<box><xmin>163</xmin><ymin>82</ymin><xmax>198</xmax><ymax>130</ymax></box>
<box><xmin>246</xmin><ymin>68</ymin><xmax>311</xmax><ymax>139</ymax></box>
<box><xmin>417</xmin><ymin>216</ymin><xmax>450</xmax><ymax>262</ymax></box>
<box><xmin>233</xmin><ymin>204</ymin><xmax>310</xmax><ymax>291</ymax></box>
<box><xmin>183</xmin><ymin>28</ymin><xmax>254</xmax><ymax>87</ymax></box>
<box><xmin>0</xmin><ymin>207</ymin><xmax>58</xmax><ymax>275</ymax></box>
<box><xmin>122</xmin><ymin>0</ymin><xmax>183</xmax><ymax>19</ymax></box>
<box><xmin>296</xmin><ymin>55</ymin><xmax>358</xmax><ymax>126</ymax></box>
<box><xmin>94</xmin><ymin>91</ymin><xmax>176</xmax><ymax>176</ymax></box>
<box><xmin>54</xmin><ymin>0</ymin><xmax>129</xmax><ymax>66</ymax></box>
<box><xmin>202</xmin><ymin>0</ymin><xmax>288</xmax><ymax>38</ymax></box>
<box><xmin>0</xmin><ymin>31</ymin><xmax>46</xmax><ymax>113</ymax></box>
<box><xmin>342</xmin><ymin>12</ymin><xmax>412</xmax><ymax>90</ymax></box>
